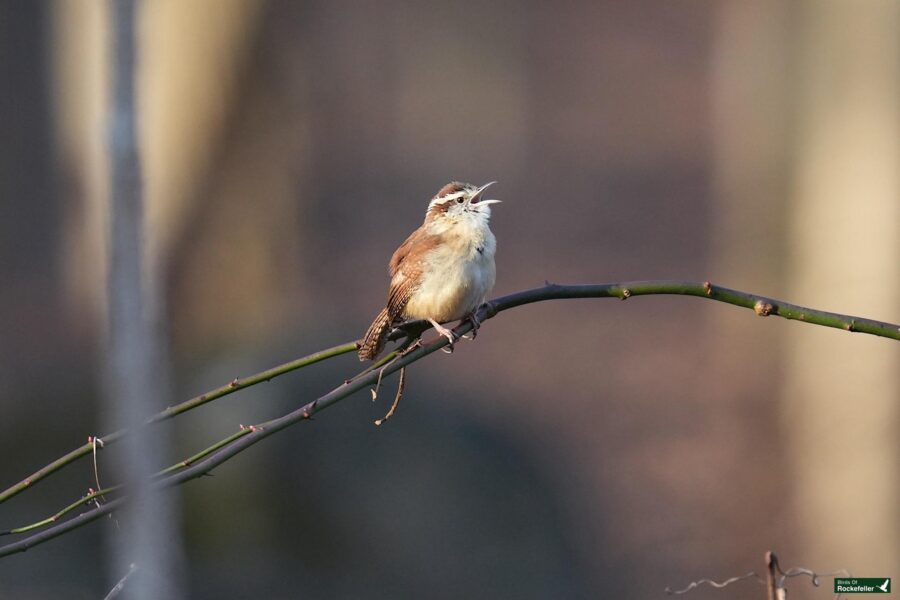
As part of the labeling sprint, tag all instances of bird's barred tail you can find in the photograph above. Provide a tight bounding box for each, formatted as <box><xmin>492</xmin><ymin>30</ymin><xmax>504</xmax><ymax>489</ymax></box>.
<box><xmin>358</xmin><ymin>308</ymin><xmax>391</xmax><ymax>361</ymax></box>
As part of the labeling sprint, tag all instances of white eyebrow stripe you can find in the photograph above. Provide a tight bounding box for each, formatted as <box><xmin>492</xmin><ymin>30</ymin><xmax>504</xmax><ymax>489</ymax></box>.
<box><xmin>427</xmin><ymin>191</ymin><xmax>467</xmax><ymax>209</ymax></box>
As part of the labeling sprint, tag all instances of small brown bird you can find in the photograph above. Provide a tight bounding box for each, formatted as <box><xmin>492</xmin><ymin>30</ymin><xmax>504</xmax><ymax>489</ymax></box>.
<box><xmin>358</xmin><ymin>181</ymin><xmax>500</xmax><ymax>360</ymax></box>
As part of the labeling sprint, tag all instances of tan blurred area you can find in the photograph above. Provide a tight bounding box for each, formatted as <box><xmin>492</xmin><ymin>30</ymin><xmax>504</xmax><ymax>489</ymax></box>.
<box><xmin>0</xmin><ymin>1</ymin><xmax>896</xmax><ymax>597</ymax></box>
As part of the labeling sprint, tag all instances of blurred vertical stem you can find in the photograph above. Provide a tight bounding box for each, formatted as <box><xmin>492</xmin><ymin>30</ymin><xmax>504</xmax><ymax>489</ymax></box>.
<box><xmin>106</xmin><ymin>0</ymin><xmax>182</xmax><ymax>597</ymax></box>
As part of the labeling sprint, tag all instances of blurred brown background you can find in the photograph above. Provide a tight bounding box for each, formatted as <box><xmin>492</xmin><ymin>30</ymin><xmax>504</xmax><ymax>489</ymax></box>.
<box><xmin>0</xmin><ymin>1</ymin><xmax>897</xmax><ymax>598</ymax></box>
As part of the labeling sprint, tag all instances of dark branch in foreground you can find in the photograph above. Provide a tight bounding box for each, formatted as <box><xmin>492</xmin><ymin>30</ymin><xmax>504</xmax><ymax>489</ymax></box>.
<box><xmin>1</xmin><ymin>281</ymin><xmax>898</xmax><ymax>557</ymax></box>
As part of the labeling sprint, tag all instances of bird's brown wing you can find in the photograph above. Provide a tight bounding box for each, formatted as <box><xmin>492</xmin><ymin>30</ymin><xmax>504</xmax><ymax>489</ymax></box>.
<box><xmin>359</xmin><ymin>228</ymin><xmax>440</xmax><ymax>361</ymax></box>
<box><xmin>389</xmin><ymin>227</ymin><xmax>423</xmax><ymax>277</ymax></box>
<box><xmin>385</xmin><ymin>228</ymin><xmax>440</xmax><ymax>322</ymax></box>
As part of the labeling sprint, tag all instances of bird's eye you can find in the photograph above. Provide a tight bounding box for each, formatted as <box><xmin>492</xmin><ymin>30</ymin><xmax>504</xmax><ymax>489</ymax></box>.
<box><xmin>456</xmin><ymin>197</ymin><xmax>464</xmax><ymax>204</ymax></box>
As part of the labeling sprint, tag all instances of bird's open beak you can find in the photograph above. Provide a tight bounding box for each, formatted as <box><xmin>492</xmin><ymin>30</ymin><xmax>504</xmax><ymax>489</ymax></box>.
<box><xmin>472</xmin><ymin>181</ymin><xmax>501</xmax><ymax>205</ymax></box>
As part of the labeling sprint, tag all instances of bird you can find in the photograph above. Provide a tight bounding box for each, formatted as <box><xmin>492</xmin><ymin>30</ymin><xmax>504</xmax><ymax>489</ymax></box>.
<box><xmin>358</xmin><ymin>181</ymin><xmax>500</xmax><ymax>361</ymax></box>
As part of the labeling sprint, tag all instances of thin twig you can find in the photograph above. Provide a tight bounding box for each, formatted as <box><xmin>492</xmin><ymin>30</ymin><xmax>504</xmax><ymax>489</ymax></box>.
<box><xmin>665</xmin><ymin>572</ymin><xmax>762</xmax><ymax>595</ymax></box>
<box><xmin>370</xmin><ymin>362</ymin><xmax>387</xmax><ymax>402</ymax></box>
<box><xmin>0</xmin><ymin>486</ymin><xmax>120</xmax><ymax>536</ymax></box>
<box><xmin>375</xmin><ymin>366</ymin><xmax>406</xmax><ymax>426</ymax></box>
<box><xmin>367</xmin><ymin>337</ymin><xmax>414</xmax><ymax>403</ymax></box>
<box><xmin>91</xmin><ymin>436</ymin><xmax>107</xmax><ymax>503</ymax></box>
<box><xmin>666</xmin><ymin>550</ymin><xmax>850</xmax><ymax>599</ymax></box>
<box><xmin>2</xmin><ymin>281</ymin><xmax>898</xmax><ymax>556</ymax></box>
<box><xmin>776</xmin><ymin>558</ymin><xmax>851</xmax><ymax>600</ymax></box>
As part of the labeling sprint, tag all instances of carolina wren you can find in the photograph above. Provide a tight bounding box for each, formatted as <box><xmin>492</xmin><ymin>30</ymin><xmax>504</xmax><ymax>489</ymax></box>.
<box><xmin>358</xmin><ymin>181</ymin><xmax>501</xmax><ymax>360</ymax></box>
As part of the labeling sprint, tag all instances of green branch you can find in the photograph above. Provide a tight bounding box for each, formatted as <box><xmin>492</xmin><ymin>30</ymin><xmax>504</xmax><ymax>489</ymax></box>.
<box><xmin>0</xmin><ymin>486</ymin><xmax>119</xmax><ymax>536</ymax></box>
<box><xmin>0</xmin><ymin>341</ymin><xmax>359</xmax><ymax>504</ymax></box>
<box><xmin>1</xmin><ymin>281</ymin><xmax>897</xmax><ymax>557</ymax></box>
<box><xmin>0</xmin><ymin>428</ymin><xmax>257</xmax><ymax>538</ymax></box>
<box><xmin>521</xmin><ymin>281</ymin><xmax>899</xmax><ymax>339</ymax></box>
<box><xmin>0</xmin><ymin>342</ymin><xmax>420</xmax><ymax>539</ymax></box>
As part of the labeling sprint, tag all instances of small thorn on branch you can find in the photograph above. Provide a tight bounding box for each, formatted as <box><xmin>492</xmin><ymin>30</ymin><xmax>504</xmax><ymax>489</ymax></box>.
<box><xmin>620</xmin><ymin>288</ymin><xmax>632</xmax><ymax>300</ymax></box>
<box><xmin>229</xmin><ymin>378</ymin><xmax>240</xmax><ymax>388</ymax></box>
<box><xmin>754</xmin><ymin>301</ymin><xmax>774</xmax><ymax>317</ymax></box>
<box><xmin>703</xmin><ymin>281</ymin><xmax>713</xmax><ymax>295</ymax></box>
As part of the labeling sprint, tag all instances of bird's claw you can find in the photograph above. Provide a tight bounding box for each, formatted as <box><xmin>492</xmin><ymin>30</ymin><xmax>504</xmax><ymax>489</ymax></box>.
<box><xmin>439</xmin><ymin>330</ymin><xmax>457</xmax><ymax>353</ymax></box>
<box><xmin>461</xmin><ymin>312</ymin><xmax>481</xmax><ymax>340</ymax></box>
<box><xmin>428</xmin><ymin>319</ymin><xmax>457</xmax><ymax>353</ymax></box>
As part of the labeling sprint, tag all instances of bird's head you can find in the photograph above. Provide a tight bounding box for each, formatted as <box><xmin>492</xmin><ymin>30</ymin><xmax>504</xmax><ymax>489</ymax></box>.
<box><xmin>425</xmin><ymin>181</ymin><xmax>500</xmax><ymax>225</ymax></box>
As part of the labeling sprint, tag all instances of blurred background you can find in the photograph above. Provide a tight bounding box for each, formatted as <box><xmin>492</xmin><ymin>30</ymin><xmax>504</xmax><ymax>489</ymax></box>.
<box><xmin>0</xmin><ymin>1</ymin><xmax>897</xmax><ymax>598</ymax></box>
